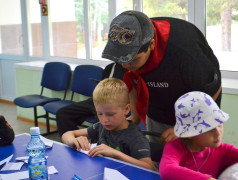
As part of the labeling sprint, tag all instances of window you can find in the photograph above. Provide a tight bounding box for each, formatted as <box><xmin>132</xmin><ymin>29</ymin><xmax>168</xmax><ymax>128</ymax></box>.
<box><xmin>29</xmin><ymin>0</ymin><xmax>43</xmax><ymax>57</ymax></box>
<box><xmin>143</xmin><ymin>0</ymin><xmax>188</xmax><ymax>20</ymax></box>
<box><xmin>90</xmin><ymin>0</ymin><xmax>133</xmax><ymax>60</ymax></box>
<box><xmin>0</xmin><ymin>0</ymin><xmax>23</xmax><ymax>55</ymax></box>
<box><xmin>49</xmin><ymin>0</ymin><xmax>81</xmax><ymax>59</ymax></box>
<box><xmin>206</xmin><ymin>0</ymin><xmax>238</xmax><ymax>71</ymax></box>
<box><xmin>3</xmin><ymin>0</ymin><xmax>237</xmax><ymax>72</ymax></box>
<box><xmin>48</xmin><ymin>0</ymin><xmax>134</xmax><ymax>60</ymax></box>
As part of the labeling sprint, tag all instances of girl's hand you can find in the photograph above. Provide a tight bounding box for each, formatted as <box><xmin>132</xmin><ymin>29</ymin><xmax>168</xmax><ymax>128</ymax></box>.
<box><xmin>88</xmin><ymin>144</ymin><xmax>118</xmax><ymax>158</ymax></box>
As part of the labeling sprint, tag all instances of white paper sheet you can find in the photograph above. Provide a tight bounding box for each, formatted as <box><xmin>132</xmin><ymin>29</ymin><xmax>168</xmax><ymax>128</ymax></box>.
<box><xmin>0</xmin><ymin>166</ymin><xmax>58</xmax><ymax>180</ymax></box>
<box><xmin>0</xmin><ymin>170</ymin><xmax>28</xmax><ymax>180</ymax></box>
<box><xmin>78</xmin><ymin>143</ymin><xmax>97</xmax><ymax>155</ymax></box>
<box><xmin>0</xmin><ymin>162</ymin><xmax>24</xmax><ymax>171</ymax></box>
<box><xmin>0</xmin><ymin>155</ymin><xmax>13</xmax><ymax>167</ymax></box>
<box><xmin>15</xmin><ymin>156</ymin><xmax>29</xmax><ymax>164</ymax></box>
<box><xmin>15</xmin><ymin>156</ymin><xmax>48</xmax><ymax>164</ymax></box>
<box><xmin>103</xmin><ymin>167</ymin><xmax>129</xmax><ymax>180</ymax></box>
<box><xmin>48</xmin><ymin>166</ymin><xmax>58</xmax><ymax>174</ymax></box>
<box><xmin>15</xmin><ymin>157</ymin><xmax>28</xmax><ymax>161</ymax></box>
<box><xmin>40</xmin><ymin>135</ymin><xmax>53</xmax><ymax>148</ymax></box>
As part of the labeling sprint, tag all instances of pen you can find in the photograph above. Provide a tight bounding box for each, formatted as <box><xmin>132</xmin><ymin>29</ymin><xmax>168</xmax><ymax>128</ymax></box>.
<box><xmin>72</xmin><ymin>174</ymin><xmax>83</xmax><ymax>180</ymax></box>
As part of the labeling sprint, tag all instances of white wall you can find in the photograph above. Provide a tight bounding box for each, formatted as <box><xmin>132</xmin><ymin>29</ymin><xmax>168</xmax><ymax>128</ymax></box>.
<box><xmin>0</xmin><ymin>59</ymin><xmax>18</xmax><ymax>101</ymax></box>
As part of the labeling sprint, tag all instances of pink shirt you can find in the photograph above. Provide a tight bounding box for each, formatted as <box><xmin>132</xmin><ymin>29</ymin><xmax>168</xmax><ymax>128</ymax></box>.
<box><xmin>159</xmin><ymin>139</ymin><xmax>238</xmax><ymax>180</ymax></box>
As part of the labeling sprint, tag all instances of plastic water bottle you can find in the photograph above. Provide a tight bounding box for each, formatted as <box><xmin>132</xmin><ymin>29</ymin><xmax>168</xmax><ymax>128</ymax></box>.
<box><xmin>27</xmin><ymin>127</ymin><xmax>48</xmax><ymax>180</ymax></box>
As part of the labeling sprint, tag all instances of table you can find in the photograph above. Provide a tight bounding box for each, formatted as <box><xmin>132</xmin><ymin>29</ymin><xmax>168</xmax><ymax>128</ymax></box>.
<box><xmin>0</xmin><ymin>134</ymin><xmax>161</xmax><ymax>180</ymax></box>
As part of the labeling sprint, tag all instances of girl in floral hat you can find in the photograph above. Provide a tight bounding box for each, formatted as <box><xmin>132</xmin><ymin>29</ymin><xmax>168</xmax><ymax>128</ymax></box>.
<box><xmin>159</xmin><ymin>91</ymin><xmax>238</xmax><ymax>180</ymax></box>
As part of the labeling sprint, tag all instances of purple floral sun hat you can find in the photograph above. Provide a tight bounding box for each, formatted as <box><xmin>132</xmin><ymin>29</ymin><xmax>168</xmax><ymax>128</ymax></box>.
<box><xmin>174</xmin><ymin>91</ymin><xmax>229</xmax><ymax>138</ymax></box>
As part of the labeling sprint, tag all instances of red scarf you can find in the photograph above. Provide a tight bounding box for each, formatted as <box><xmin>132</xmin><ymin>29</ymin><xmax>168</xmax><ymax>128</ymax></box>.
<box><xmin>123</xmin><ymin>20</ymin><xmax>170</xmax><ymax>125</ymax></box>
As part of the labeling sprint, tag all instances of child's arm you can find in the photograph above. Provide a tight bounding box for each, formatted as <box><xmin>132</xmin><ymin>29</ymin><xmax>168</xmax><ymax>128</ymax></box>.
<box><xmin>88</xmin><ymin>144</ymin><xmax>154</xmax><ymax>170</ymax></box>
<box><xmin>159</xmin><ymin>140</ymin><xmax>212</xmax><ymax>180</ymax></box>
<box><xmin>61</xmin><ymin>129</ymin><xmax>91</xmax><ymax>151</ymax></box>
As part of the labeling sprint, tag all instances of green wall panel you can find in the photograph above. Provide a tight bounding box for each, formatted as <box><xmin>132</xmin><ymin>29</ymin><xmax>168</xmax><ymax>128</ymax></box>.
<box><xmin>221</xmin><ymin>93</ymin><xmax>238</xmax><ymax>147</ymax></box>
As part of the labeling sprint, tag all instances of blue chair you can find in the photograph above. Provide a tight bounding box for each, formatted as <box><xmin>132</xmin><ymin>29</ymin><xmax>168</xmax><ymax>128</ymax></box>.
<box><xmin>14</xmin><ymin>62</ymin><xmax>71</xmax><ymax>135</ymax></box>
<box><xmin>43</xmin><ymin>64</ymin><xmax>103</xmax><ymax>128</ymax></box>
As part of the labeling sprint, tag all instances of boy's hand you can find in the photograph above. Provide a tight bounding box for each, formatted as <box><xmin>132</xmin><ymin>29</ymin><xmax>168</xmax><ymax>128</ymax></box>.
<box><xmin>74</xmin><ymin>136</ymin><xmax>90</xmax><ymax>151</ymax></box>
<box><xmin>88</xmin><ymin>144</ymin><xmax>117</xmax><ymax>158</ymax></box>
<box><xmin>159</xmin><ymin>127</ymin><xmax>178</xmax><ymax>144</ymax></box>
<box><xmin>61</xmin><ymin>129</ymin><xmax>89</xmax><ymax>151</ymax></box>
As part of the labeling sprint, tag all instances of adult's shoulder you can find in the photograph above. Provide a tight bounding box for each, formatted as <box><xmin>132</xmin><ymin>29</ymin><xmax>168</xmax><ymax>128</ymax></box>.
<box><xmin>102</xmin><ymin>63</ymin><xmax>115</xmax><ymax>79</ymax></box>
<box><xmin>150</xmin><ymin>17</ymin><xmax>196</xmax><ymax>28</ymax></box>
<box><xmin>151</xmin><ymin>16</ymin><xmax>205</xmax><ymax>43</ymax></box>
<box><xmin>102</xmin><ymin>62</ymin><xmax>127</xmax><ymax>80</ymax></box>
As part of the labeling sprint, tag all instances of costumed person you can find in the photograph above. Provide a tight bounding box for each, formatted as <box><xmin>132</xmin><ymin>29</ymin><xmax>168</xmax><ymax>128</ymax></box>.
<box><xmin>102</xmin><ymin>10</ymin><xmax>222</xmax><ymax>145</ymax></box>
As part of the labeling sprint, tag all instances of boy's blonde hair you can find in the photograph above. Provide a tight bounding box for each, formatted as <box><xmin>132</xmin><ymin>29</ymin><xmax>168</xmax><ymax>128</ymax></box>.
<box><xmin>93</xmin><ymin>78</ymin><xmax>129</xmax><ymax>106</ymax></box>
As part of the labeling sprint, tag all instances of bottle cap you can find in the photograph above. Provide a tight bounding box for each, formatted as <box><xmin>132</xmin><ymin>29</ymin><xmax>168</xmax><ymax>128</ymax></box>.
<box><xmin>30</xmin><ymin>127</ymin><xmax>40</xmax><ymax>135</ymax></box>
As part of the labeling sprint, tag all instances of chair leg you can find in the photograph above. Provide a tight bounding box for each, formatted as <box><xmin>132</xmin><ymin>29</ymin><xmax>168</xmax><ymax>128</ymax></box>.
<box><xmin>33</xmin><ymin>107</ymin><xmax>58</xmax><ymax>136</ymax></box>
<box><xmin>46</xmin><ymin>112</ymin><xmax>50</xmax><ymax>134</ymax></box>
<box><xmin>33</xmin><ymin>107</ymin><xmax>38</xmax><ymax>127</ymax></box>
<box><xmin>32</xmin><ymin>110</ymin><xmax>58</xmax><ymax>136</ymax></box>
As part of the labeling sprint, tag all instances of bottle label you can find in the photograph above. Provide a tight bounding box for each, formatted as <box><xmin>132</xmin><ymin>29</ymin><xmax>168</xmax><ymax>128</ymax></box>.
<box><xmin>29</xmin><ymin>164</ymin><xmax>48</xmax><ymax>179</ymax></box>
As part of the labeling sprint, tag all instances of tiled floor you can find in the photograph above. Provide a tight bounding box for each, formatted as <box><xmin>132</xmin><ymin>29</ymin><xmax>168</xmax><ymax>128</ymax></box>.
<box><xmin>0</xmin><ymin>102</ymin><xmax>61</xmax><ymax>142</ymax></box>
